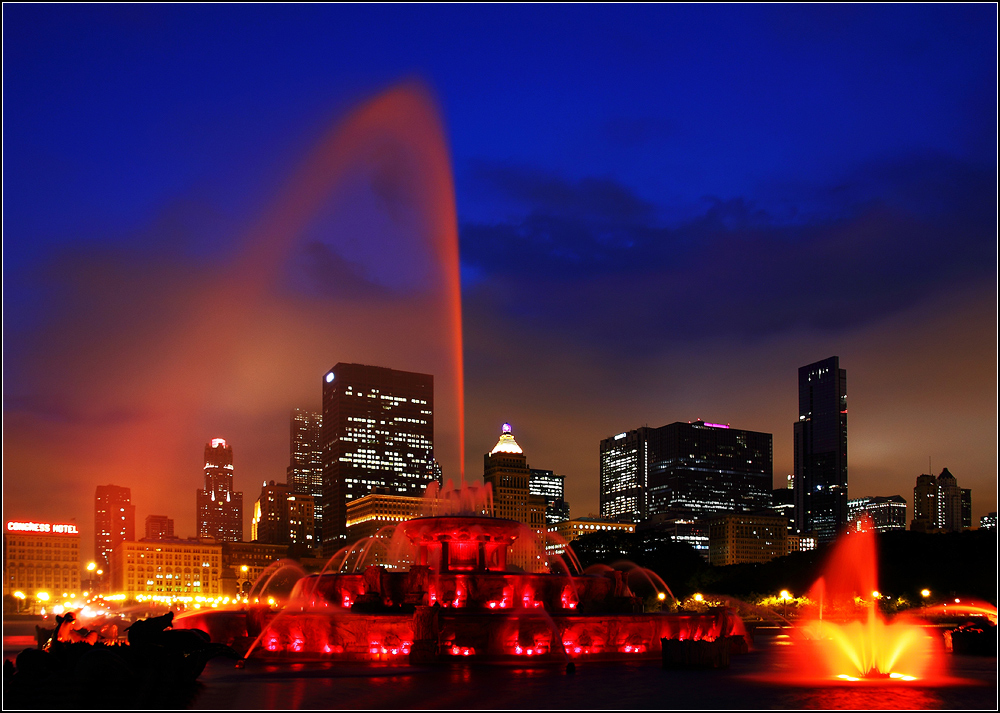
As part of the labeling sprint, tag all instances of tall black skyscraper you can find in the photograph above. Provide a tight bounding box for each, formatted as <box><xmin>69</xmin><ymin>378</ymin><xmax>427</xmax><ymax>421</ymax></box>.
<box><xmin>600</xmin><ymin>421</ymin><xmax>772</xmax><ymax>522</ymax></box>
<box><xmin>793</xmin><ymin>356</ymin><xmax>848</xmax><ymax>543</ymax></box>
<box><xmin>321</xmin><ymin>363</ymin><xmax>435</xmax><ymax>553</ymax></box>
<box><xmin>287</xmin><ymin>408</ymin><xmax>323</xmax><ymax>543</ymax></box>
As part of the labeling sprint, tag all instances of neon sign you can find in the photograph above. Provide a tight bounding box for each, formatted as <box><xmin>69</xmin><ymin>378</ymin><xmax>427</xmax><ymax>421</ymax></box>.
<box><xmin>6</xmin><ymin>521</ymin><xmax>79</xmax><ymax>535</ymax></box>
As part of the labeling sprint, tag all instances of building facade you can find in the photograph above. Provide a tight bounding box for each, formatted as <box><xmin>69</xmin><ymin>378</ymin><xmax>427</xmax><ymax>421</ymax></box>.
<box><xmin>600</xmin><ymin>421</ymin><xmax>772</xmax><ymax>523</ymax></box>
<box><xmin>847</xmin><ymin>496</ymin><xmax>907</xmax><ymax>532</ymax></box>
<box><xmin>708</xmin><ymin>512</ymin><xmax>789</xmax><ymax>566</ymax></box>
<box><xmin>483</xmin><ymin>424</ymin><xmax>547</xmax><ymax>571</ymax></box>
<box><xmin>196</xmin><ymin>438</ymin><xmax>243</xmax><ymax>542</ymax></box>
<box><xmin>288</xmin><ymin>409</ymin><xmax>324</xmax><ymax>543</ymax></box>
<box><xmin>110</xmin><ymin>539</ymin><xmax>222</xmax><ymax>599</ymax></box>
<box><xmin>345</xmin><ymin>490</ymin><xmax>424</xmax><ymax>542</ymax></box>
<box><xmin>550</xmin><ymin>517</ymin><xmax>636</xmax><ymax>551</ymax></box>
<box><xmin>251</xmin><ymin>481</ymin><xmax>315</xmax><ymax>549</ymax></box>
<box><xmin>787</xmin><ymin>532</ymin><xmax>818</xmax><ymax>553</ymax></box>
<box><xmin>638</xmin><ymin>515</ymin><xmax>709</xmax><ymax>560</ymax></box>
<box><xmin>770</xmin><ymin>487</ymin><xmax>795</xmax><ymax>525</ymax></box>
<box><xmin>4</xmin><ymin>520</ymin><xmax>81</xmax><ymax>598</ymax></box>
<box><xmin>911</xmin><ymin>469</ymin><xmax>968</xmax><ymax>532</ymax></box>
<box><xmin>599</xmin><ymin>428</ymin><xmax>650</xmax><ymax>522</ymax></box>
<box><xmin>793</xmin><ymin>356</ymin><xmax>848</xmax><ymax>543</ymax></box>
<box><xmin>529</xmin><ymin>469</ymin><xmax>570</xmax><ymax>525</ymax></box>
<box><xmin>95</xmin><ymin>485</ymin><xmax>135</xmax><ymax>569</ymax></box>
<box><xmin>220</xmin><ymin>541</ymin><xmax>290</xmax><ymax>598</ymax></box>
<box><xmin>144</xmin><ymin>515</ymin><xmax>175</xmax><ymax>541</ymax></box>
<box><xmin>321</xmin><ymin>363</ymin><xmax>435</xmax><ymax>553</ymax></box>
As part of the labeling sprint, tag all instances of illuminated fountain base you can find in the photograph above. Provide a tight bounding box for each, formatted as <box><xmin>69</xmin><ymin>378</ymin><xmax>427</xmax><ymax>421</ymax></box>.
<box><xmin>176</xmin><ymin>516</ymin><xmax>747</xmax><ymax>664</ymax></box>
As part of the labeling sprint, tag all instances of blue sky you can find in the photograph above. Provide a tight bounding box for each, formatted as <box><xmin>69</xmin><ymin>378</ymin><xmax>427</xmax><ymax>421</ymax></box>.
<box><xmin>3</xmin><ymin>4</ymin><xmax>996</xmax><ymax>545</ymax></box>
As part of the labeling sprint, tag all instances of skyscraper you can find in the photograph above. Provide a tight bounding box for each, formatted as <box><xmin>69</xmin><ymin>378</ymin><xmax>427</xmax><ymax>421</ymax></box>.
<box><xmin>321</xmin><ymin>363</ymin><xmax>435</xmax><ymax>553</ymax></box>
<box><xmin>196</xmin><ymin>438</ymin><xmax>243</xmax><ymax>542</ymax></box>
<box><xmin>95</xmin><ymin>485</ymin><xmax>135</xmax><ymax>568</ymax></box>
<box><xmin>911</xmin><ymin>468</ymin><xmax>968</xmax><ymax>532</ymax></box>
<box><xmin>529</xmin><ymin>469</ymin><xmax>570</xmax><ymax>525</ymax></box>
<box><xmin>600</xmin><ymin>428</ymin><xmax>651</xmax><ymax>522</ymax></box>
<box><xmin>793</xmin><ymin>356</ymin><xmax>848</xmax><ymax>543</ymax></box>
<box><xmin>287</xmin><ymin>408</ymin><xmax>323</xmax><ymax>543</ymax></box>
<box><xmin>250</xmin><ymin>480</ymin><xmax>315</xmax><ymax>547</ymax></box>
<box><xmin>847</xmin><ymin>496</ymin><xmax>907</xmax><ymax>532</ymax></box>
<box><xmin>483</xmin><ymin>423</ymin><xmax>547</xmax><ymax>571</ymax></box>
<box><xmin>600</xmin><ymin>421</ymin><xmax>772</xmax><ymax>523</ymax></box>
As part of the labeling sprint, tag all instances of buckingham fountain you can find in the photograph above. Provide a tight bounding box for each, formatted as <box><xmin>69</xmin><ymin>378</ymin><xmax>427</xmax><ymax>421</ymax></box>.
<box><xmin>177</xmin><ymin>426</ymin><xmax>746</xmax><ymax>665</ymax></box>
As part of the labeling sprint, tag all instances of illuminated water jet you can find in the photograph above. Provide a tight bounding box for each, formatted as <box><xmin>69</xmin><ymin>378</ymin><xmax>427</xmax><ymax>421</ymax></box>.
<box><xmin>790</xmin><ymin>517</ymin><xmax>938</xmax><ymax>683</ymax></box>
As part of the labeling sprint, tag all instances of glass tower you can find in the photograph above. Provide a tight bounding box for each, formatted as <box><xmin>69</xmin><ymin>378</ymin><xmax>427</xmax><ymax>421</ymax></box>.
<box><xmin>793</xmin><ymin>356</ymin><xmax>848</xmax><ymax>543</ymax></box>
<box><xmin>600</xmin><ymin>422</ymin><xmax>772</xmax><ymax>523</ymax></box>
<box><xmin>287</xmin><ymin>408</ymin><xmax>323</xmax><ymax>543</ymax></box>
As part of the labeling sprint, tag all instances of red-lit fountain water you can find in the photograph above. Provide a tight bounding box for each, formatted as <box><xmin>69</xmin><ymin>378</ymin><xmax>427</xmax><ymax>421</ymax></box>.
<box><xmin>789</xmin><ymin>517</ymin><xmax>939</xmax><ymax>683</ymax></box>
<box><xmin>186</xmin><ymin>473</ymin><xmax>745</xmax><ymax>665</ymax></box>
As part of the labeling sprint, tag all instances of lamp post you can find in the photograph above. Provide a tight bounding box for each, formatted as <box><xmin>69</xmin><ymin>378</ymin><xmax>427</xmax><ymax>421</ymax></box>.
<box><xmin>779</xmin><ymin>590</ymin><xmax>792</xmax><ymax>620</ymax></box>
<box><xmin>36</xmin><ymin>591</ymin><xmax>50</xmax><ymax>616</ymax></box>
<box><xmin>13</xmin><ymin>591</ymin><xmax>26</xmax><ymax>614</ymax></box>
<box><xmin>240</xmin><ymin>565</ymin><xmax>250</xmax><ymax>602</ymax></box>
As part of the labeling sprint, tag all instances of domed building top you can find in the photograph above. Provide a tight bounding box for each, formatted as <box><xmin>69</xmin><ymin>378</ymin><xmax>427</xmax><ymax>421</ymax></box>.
<box><xmin>490</xmin><ymin>422</ymin><xmax>523</xmax><ymax>455</ymax></box>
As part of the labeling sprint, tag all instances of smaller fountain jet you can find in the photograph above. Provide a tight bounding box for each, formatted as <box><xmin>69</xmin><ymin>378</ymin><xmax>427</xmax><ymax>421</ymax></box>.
<box><xmin>794</xmin><ymin>516</ymin><xmax>936</xmax><ymax>683</ymax></box>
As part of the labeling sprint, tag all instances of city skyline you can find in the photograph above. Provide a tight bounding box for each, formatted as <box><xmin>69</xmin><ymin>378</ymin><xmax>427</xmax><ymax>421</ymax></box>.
<box><xmin>3</xmin><ymin>5</ymin><xmax>996</xmax><ymax>560</ymax></box>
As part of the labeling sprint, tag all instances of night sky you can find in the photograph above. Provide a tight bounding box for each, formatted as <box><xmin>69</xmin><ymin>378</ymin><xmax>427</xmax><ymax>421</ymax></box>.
<box><xmin>4</xmin><ymin>5</ymin><xmax>996</xmax><ymax>557</ymax></box>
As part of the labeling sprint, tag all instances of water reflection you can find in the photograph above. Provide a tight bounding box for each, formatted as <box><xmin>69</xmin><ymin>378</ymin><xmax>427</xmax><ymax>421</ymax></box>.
<box><xmin>791</xmin><ymin>687</ymin><xmax>943</xmax><ymax>710</ymax></box>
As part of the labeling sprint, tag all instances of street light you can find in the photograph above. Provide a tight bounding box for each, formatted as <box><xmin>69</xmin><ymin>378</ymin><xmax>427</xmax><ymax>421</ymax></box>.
<box><xmin>779</xmin><ymin>590</ymin><xmax>792</xmax><ymax>619</ymax></box>
<box><xmin>13</xmin><ymin>591</ymin><xmax>26</xmax><ymax>613</ymax></box>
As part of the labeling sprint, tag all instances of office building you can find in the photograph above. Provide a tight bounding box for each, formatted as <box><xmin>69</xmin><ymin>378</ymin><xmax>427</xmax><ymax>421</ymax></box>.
<box><xmin>144</xmin><ymin>515</ymin><xmax>175</xmax><ymax>541</ymax></box>
<box><xmin>220</xmin><ymin>541</ymin><xmax>290</xmax><ymax>598</ymax></box>
<box><xmin>961</xmin><ymin>488</ymin><xmax>972</xmax><ymax>530</ymax></box>
<box><xmin>638</xmin><ymin>515</ymin><xmax>710</xmax><ymax>560</ymax></box>
<box><xmin>911</xmin><ymin>469</ymin><xmax>968</xmax><ymax>533</ymax></box>
<box><xmin>847</xmin><ymin>496</ymin><xmax>907</xmax><ymax>532</ymax></box>
<box><xmin>787</xmin><ymin>532</ymin><xmax>818</xmax><ymax>553</ymax></box>
<box><xmin>95</xmin><ymin>485</ymin><xmax>135</xmax><ymax>570</ymax></box>
<box><xmin>483</xmin><ymin>423</ymin><xmax>547</xmax><ymax>571</ymax></box>
<box><xmin>600</xmin><ymin>421</ymin><xmax>772</xmax><ymax>523</ymax></box>
<box><xmin>196</xmin><ymin>438</ymin><xmax>243</xmax><ymax>542</ymax></box>
<box><xmin>250</xmin><ymin>480</ymin><xmax>315</xmax><ymax>548</ymax></box>
<box><xmin>549</xmin><ymin>516</ymin><xmax>636</xmax><ymax>552</ymax></box>
<box><xmin>345</xmin><ymin>489</ymin><xmax>424</xmax><ymax>542</ymax></box>
<box><xmin>600</xmin><ymin>428</ymin><xmax>650</xmax><ymax>522</ymax></box>
<box><xmin>770</xmin><ymin>488</ymin><xmax>795</xmax><ymax>524</ymax></box>
<box><xmin>110</xmin><ymin>539</ymin><xmax>222</xmax><ymax>599</ymax></box>
<box><xmin>4</xmin><ymin>520</ymin><xmax>81</xmax><ymax>598</ymax></box>
<box><xmin>321</xmin><ymin>363</ymin><xmax>435</xmax><ymax>553</ymax></box>
<box><xmin>529</xmin><ymin>469</ymin><xmax>570</xmax><ymax>525</ymax></box>
<box><xmin>708</xmin><ymin>512</ymin><xmax>789</xmax><ymax>566</ymax></box>
<box><xmin>980</xmin><ymin>512</ymin><xmax>997</xmax><ymax>530</ymax></box>
<box><xmin>288</xmin><ymin>409</ymin><xmax>323</xmax><ymax>543</ymax></box>
<box><xmin>793</xmin><ymin>356</ymin><xmax>848</xmax><ymax>543</ymax></box>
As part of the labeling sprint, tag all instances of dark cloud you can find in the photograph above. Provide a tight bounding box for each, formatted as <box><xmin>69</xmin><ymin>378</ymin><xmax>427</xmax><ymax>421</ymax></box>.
<box><xmin>470</xmin><ymin>162</ymin><xmax>656</xmax><ymax>224</ymax></box>
<box><xmin>460</xmin><ymin>154</ymin><xmax>996</xmax><ymax>353</ymax></box>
